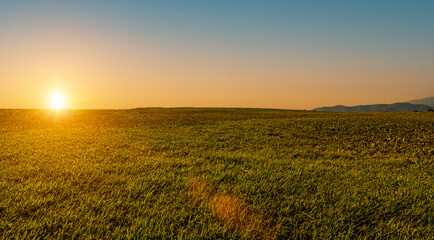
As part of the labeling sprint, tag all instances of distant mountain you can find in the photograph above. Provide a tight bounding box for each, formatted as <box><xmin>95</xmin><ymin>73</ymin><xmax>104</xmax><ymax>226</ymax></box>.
<box><xmin>315</xmin><ymin>102</ymin><xmax>433</xmax><ymax>112</ymax></box>
<box><xmin>406</xmin><ymin>97</ymin><xmax>434</xmax><ymax>107</ymax></box>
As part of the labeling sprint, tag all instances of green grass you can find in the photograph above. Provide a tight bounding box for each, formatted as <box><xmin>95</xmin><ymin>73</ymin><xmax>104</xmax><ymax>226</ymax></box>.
<box><xmin>0</xmin><ymin>108</ymin><xmax>433</xmax><ymax>239</ymax></box>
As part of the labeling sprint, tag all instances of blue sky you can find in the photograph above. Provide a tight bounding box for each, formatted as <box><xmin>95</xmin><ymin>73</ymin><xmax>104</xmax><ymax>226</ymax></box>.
<box><xmin>0</xmin><ymin>0</ymin><xmax>433</xmax><ymax>109</ymax></box>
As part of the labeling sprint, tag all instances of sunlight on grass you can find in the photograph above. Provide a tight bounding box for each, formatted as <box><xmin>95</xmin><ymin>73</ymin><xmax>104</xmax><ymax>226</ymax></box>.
<box><xmin>0</xmin><ymin>109</ymin><xmax>432</xmax><ymax>239</ymax></box>
<box><xmin>188</xmin><ymin>178</ymin><xmax>277</xmax><ymax>239</ymax></box>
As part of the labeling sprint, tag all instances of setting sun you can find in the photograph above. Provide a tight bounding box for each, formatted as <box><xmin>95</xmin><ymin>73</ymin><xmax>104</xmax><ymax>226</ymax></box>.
<box><xmin>49</xmin><ymin>91</ymin><xmax>67</xmax><ymax>110</ymax></box>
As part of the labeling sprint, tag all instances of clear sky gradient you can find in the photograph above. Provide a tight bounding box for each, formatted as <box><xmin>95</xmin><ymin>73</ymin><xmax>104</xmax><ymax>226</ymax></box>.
<box><xmin>1</xmin><ymin>0</ymin><xmax>433</xmax><ymax>109</ymax></box>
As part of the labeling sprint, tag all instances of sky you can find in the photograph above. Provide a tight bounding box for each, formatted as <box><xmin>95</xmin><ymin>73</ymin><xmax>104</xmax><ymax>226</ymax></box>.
<box><xmin>0</xmin><ymin>0</ymin><xmax>433</xmax><ymax>109</ymax></box>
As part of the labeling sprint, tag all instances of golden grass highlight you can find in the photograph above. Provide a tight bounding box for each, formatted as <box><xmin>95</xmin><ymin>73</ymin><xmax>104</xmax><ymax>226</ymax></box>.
<box><xmin>187</xmin><ymin>178</ymin><xmax>277</xmax><ymax>239</ymax></box>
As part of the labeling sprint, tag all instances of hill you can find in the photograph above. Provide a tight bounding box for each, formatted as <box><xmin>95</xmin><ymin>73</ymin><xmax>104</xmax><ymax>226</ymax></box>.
<box><xmin>315</xmin><ymin>102</ymin><xmax>433</xmax><ymax>112</ymax></box>
<box><xmin>407</xmin><ymin>96</ymin><xmax>434</xmax><ymax>107</ymax></box>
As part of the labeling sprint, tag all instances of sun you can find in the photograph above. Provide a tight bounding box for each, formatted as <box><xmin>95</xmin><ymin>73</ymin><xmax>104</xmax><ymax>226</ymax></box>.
<box><xmin>49</xmin><ymin>91</ymin><xmax>67</xmax><ymax>110</ymax></box>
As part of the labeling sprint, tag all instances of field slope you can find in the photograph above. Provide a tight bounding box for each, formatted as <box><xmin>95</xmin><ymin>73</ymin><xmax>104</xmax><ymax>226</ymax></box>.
<box><xmin>0</xmin><ymin>108</ymin><xmax>433</xmax><ymax>239</ymax></box>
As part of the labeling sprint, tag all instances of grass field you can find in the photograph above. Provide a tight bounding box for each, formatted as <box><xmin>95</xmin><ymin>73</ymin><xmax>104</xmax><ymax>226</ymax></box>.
<box><xmin>0</xmin><ymin>108</ymin><xmax>433</xmax><ymax>239</ymax></box>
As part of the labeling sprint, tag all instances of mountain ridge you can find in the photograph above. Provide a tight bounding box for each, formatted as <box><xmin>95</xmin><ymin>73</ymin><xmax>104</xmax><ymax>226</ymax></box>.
<box><xmin>407</xmin><ymin>97</ymin><xmax>434</xmax><ymax>107</ymax></box>
<box><xmin>315</xmin><ymin>97</ymin><xmax>434</xmax><ymax>112</ymax></box>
